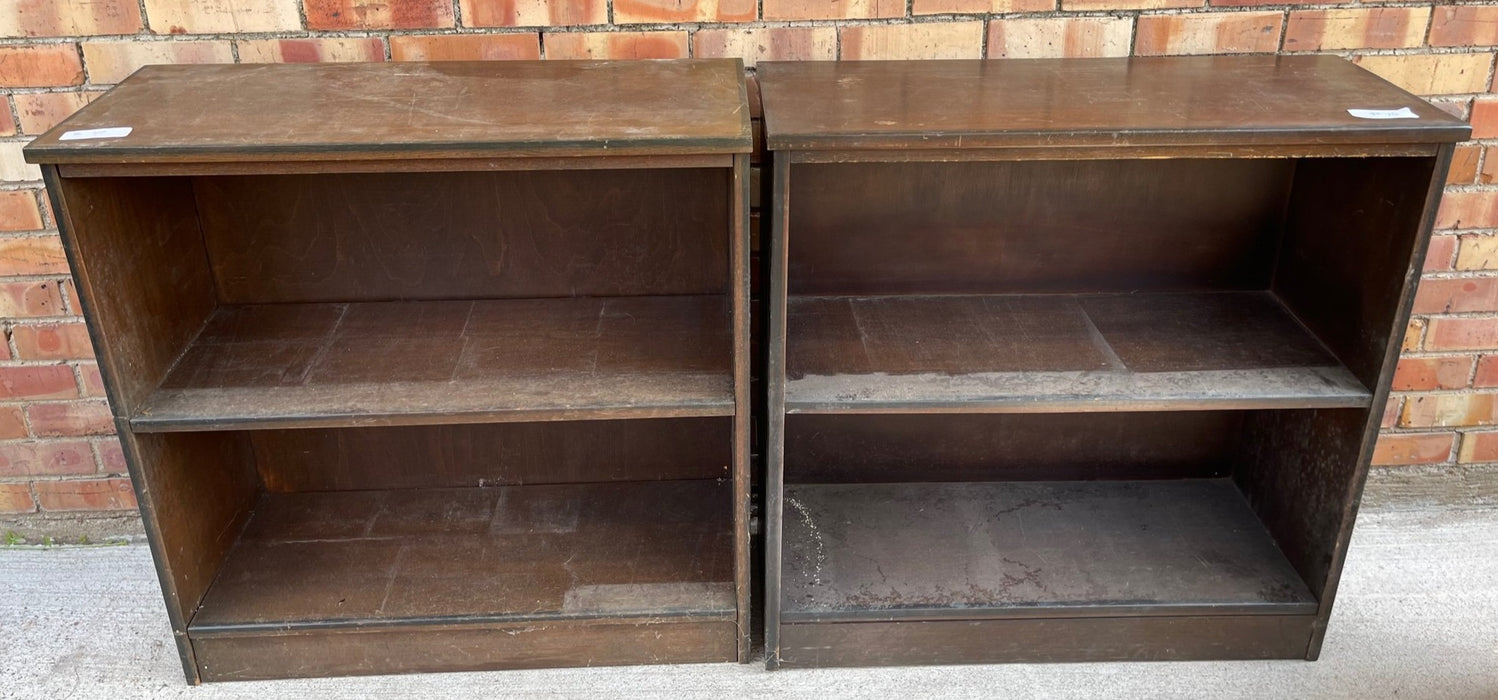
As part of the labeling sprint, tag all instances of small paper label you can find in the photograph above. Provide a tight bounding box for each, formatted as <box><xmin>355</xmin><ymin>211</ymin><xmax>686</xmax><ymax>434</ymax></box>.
<box><xmin>58</xmin><ymin>126</ymin><xmax>132</xmax><ymax>141</ymax></box>
<box><xmin>1347</xmin><ymin>108</ymin><xmax>1419</xmax><ymax>120</ymax></box>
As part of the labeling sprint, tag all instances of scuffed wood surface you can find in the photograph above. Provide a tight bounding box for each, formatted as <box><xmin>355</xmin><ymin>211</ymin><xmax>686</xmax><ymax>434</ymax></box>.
<box><xmin>758</xmin><ymin>56</ymin><xmax>1468</xmax><ymax>151</ymax></box>
<box><xmin>785</xmin><ymin>291</ymin><xmax>1371</xmax><ymax>413</ymax></box>
<box><xmin>134</xmin><ymin>296</ymin><xmax>733</xmax><ymax>431</ymax></box>
<box><xmin>26</xmin><ymin>61</ymin><xmax>752</xmax><ymax>163</ymax></box>
<box><xmin>191</xmin><ymin>479</ymin><xmax>736</xmax><ymax>631</ymax></box>
<box><xmin>781</xmin><ymin>479</ymin><xmax>1316</xmax><ymax>622</ymax></box>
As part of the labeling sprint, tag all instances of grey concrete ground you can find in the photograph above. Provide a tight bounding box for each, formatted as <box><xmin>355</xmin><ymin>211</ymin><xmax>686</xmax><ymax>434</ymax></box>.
<box><xmin>2</xmin><ymin>506</ymin><xmax>1496</xmax><ymax>699</ymax></box>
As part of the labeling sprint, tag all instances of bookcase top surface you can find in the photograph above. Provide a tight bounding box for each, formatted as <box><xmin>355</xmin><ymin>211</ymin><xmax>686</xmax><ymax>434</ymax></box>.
<box><xmin>25</xmin><ymin>60</ymin><xmax>752</xmax><ymax>164</ymax></box>
<box><xmin>758</xmin><ymin>56</ymin><xmax>1469</xmax><ymax>151</ymax></box>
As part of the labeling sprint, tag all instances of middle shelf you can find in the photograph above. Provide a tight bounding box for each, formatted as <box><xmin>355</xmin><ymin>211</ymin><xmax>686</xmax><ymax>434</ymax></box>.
<box><xmin>785</xmin><ymin>290</ymin><xmax>1370</xmax><ymax>414</ymax></box>
<box><xmin>133</xmin><ymin>295</ymin><xmax>734</xmax><ymax>432</ymax></box>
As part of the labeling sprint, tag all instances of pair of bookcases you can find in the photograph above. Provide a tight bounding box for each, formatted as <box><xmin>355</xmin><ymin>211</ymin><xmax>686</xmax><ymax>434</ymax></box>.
<box><xmin>25</xmin><ymin>56</ymin><xmax>1466</xmax><ymax>682</ymax></box>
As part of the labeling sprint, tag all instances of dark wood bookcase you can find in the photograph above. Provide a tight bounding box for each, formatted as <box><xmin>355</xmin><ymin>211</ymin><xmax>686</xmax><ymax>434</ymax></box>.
<box><xmin>25</xmin><ymin>60</ymin><xmax>753</xmax><ymax>682</ymax></box>
<box><xmin>757</xmin><ymin>56</ymin><xmax>1469</xmax><ymax>668</ymax></box>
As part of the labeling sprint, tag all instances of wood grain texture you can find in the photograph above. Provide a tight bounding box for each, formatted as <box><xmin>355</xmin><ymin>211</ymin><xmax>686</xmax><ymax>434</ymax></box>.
<box><xmin>758</xmin><ymin>56</ymin><xmax>1469</xmax><ymax>151</ymax></box>
<box><xmin>194</xmin><ymin>169</ymin><xmax>730</xmax><ymax>303</ymax></box>
<box><xmin>133</xmin><ymin>296</ymin><xmax>733</xmax><ymax>431</ymax></box>
<box><xmin>25</xmin><ymin>61</ymin><xmax>753</xmax><ymax>163</ymax></box>
<box><xmin>192</xmin><ymin>620</ymin><xmax>738</xmax><ymax>681</ymax></box>
<box><xmin>251</xmin><ymin>418</ymin><xmax>731</xmax><ymax>492</ymax></box>
<box><xmin>784</xmin><ymin>412</ymin><xmax>1242</xmax><ymax>483</ymax></box>
<box><xmin>776</xmin><ymin>615</ymin><xmax>1315</xmax><ymax>667</ymax></box>
<box><xmin>1275</xmin><ymin>156</ymin><xmax>1435</xmax><ymax>388</ymax></box>
<box><xmin>191</xmin><ymin>480</ymin><xmax>735</xmax><ymax>631</ymax></box>
<box><xmin>781</xmin><ymin>479</ymin><xmax>1316</xmax><ymax>623</ymax></box>
<box><xmin>784</xmin><ymin>292</ymin><xmax>1370</xmax><ymax>413</ymax></box>
<box><xmin>47</xmin><ymin>175</ymin><xmax>218</xmax><ymax>413</ymax></box>
<box><xmin>785</xmin><ymin>159</ymin><xmax>1292</xmax><ymax>295</ymax></box>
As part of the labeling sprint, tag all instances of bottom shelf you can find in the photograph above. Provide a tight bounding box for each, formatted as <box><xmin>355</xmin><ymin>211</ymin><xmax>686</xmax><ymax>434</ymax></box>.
<box><xmin>781</xmin><ymin>479</ymin><xmax>1316</xmax><ymax>622</ymax></box>
<box><xmin>189</xmin><ymin>479</ymin><xmax>737</xmax><ymax>680</ymax></box>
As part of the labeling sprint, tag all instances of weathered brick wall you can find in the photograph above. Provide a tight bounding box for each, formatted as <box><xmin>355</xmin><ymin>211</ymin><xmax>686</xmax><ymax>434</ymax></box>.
<box><xmin>0</xmin><ymin>0</ymin><xmax>1495</xmax><ymax>531</ymax></box>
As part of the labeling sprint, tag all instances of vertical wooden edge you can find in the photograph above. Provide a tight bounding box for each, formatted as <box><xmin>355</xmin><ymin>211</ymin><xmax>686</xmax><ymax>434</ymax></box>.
<box><xmin>1305</xmin><ymin>144</ymin><xmax>1454</xmax><ymax>660</ymax></box>
<box><xmin>43</xmin><ymin>165</ymin><xmax>202</xmax><ymax>684</ymax></box>
<box><xmin>730</xmin><ymin>154</ymin><xmax>752</xmax><ymax>663</ymax></box>
<box><xmin>117</xmin><ymin>424</ymin><xmax>203</xmax><ymax>684</ymax></box>
<box><xmin>764</xmin><ymin>155</ymin><xmax>791</xmax><ymax>670</ymax></box>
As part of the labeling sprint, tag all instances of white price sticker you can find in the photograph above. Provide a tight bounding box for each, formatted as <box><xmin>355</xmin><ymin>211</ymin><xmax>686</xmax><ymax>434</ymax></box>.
<box><xmin>1347</xmin><ymin>108</ymin><xmax>1419</xmax><ymax>120</ymax></box>
<box><xmin>58</xmin><ymin>127</ymin><xmax>133</xmax><ymax>141</ymax></box>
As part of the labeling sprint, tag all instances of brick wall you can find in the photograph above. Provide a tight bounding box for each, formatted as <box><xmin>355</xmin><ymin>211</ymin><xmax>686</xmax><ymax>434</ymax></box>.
<box><xmin>0</xmin><ymin>0</ymin><xmax>1495</xmax><ymax>532</ymax></box>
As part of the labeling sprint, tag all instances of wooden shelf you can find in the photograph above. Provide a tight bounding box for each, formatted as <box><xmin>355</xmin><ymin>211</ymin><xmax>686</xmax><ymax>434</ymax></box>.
<box><xmin>192</xmin><ymin>479</ymin><xmax>735</xmax><ymax>634</ymax></box>
<box><xmin>781</xmin><ymin>478</ymin><xmax>1317</xmax><ymax>623</ymax></box>
<box><xmin>785</xmin><ymin>291</ymin><xmax>1370</xmax><ymax>414</ymax></box>
<box><xmin>133</xmin><ymin>295</ymin><xmax>732</xmax><ymax>432</ymax></box>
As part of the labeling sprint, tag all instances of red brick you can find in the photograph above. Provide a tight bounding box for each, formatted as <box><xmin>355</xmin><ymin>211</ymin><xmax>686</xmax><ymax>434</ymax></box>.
<box><xmin>1437</xmin><ymin>191</ymin><xmax>1498</xmax><ymax>230</ymax></box>
<box><xmin>1372</xmin><ymin>432</ymin><xmax>1455</xmax><ymax>465</ymax></box>
<box><xmin>0</xmin><ymin>44</ymin><xmax>83</xmax><ymax>88</ymax></box>
<box><xmin>1459</xmin><ymin>430</ymin><xmax>1498</xmax><ymax>462</ymax></box>
<box><xmin>988</xmin><ymin>18</ymin><xmax>1133</xmax><ymax>59</ymax></box>
<box><xmin>13</xmin><ymin>91</ymin><xmax>92</xmax><ymax>135</ymax></box>
<box><xmin>0</xmin><ymin>0</ymin><xmax>142</xmax><ymax>37</ymax></box>
<box><xmin>0</xmin><ymin>281</ymin><xmax>65</xmax><ymax>318</ymax></box>
<box><xmin>840</xmin><ymin>22</ymin><xmax>985</xmax><ymax>60</ymax></box>
<box><xmin>1065</xmin><ymin>0</ymin><xmax>1195</xmax><ymax>9</ymax></box>
<box><xmin>764</xmin><ymin>0</ymin><xmax>902</xmax><ymax>20</ymax></box>
<box><xmin>544</xmin><ymin>32</ymin><xmax>689</xmax><ymax>60</ymax></box>
<box><xmin>616</xmin><ymin>0</ymin><xmax>754</xmax><ymax>23</ymax></box>
<box><xmin>1473</xmin><ymin>355</ymin><xmax>1498</xmax><ymax>387</ymax></box>
<box><xmin>1353</xmin><ymin>54</ymin><xmax>1493</xmax><ymax>97</ymax></box>
<box><xmin>0</xmin><ymin>406</ymin><xmax>26</xmax><ymax>439</ymax></box>
<box><xmin>305</xmin><ymin>0</ymin><xmax>453</xmax><ymax>29</ymax></box>
<box><xmin>12</xmin><ymin>322</ymin><xmax>94</xmax><ymax>361</ymax></box>
<box><xmin>918</xmin><ymin>0</ymin><xmax>1051</xmax><ymax>14</ymax></box>
<box><xmin>78</xmin><ymin>363</ymin><xmax>105</xmax><ymax>397</ymax></box>
<box><xmin>462</xmin><ymin>0</ymin><xmax>606</xmax><ymax>26</ymax></box>
<box><xmin>0</xmin><ymin>101</ymin><xmax>13</xmax><ymax>137</ymax></box>
<box><xmin>1430</xmin><ymin>5</ymin><xmax>1498</xmax><ymax>47</ymax></box>
<box><xmin>0</xmin><ymin>365</ymin><xmax>78</xmax><ymax>400</ymax></box>
<box><xmin>694</xmin><ymin>27</ymin><xmax>837</xmax><ymax>66</ymax></box>
<box><xmin>0</xmin><ymin>440</ymin><xmax>94</xmax><ymax>476</ymax></box>
<box><xmin>1135</xmin><ymin>12</ymin><xmax>1282</xmax><ymax>56</ymax></box>
<box><xmin>1403</xmin><ymin>318</ymin><xmax>1426</xmax><ymax>352</ymax></box>
<box><xmin>0</xmin><ymin>192</ymin><xmax>43</xmax><ymax>232</ymax></box>
<box><xmin>1426</xmin><ymin>317</ymin><xmax>1498</xmax><ymax>351</ymax></box>
<box><xmin>1383</xmin><ymin>396</ymin><xmax>1402</xmax><ymax>428</ymax></box>
<box><xmin>1211</xmin><ymin>0</ymin><xmax>1312</xmax><ymax>6</ymax></box>
<box><xmin>81</xmin><ymin>40</ymin><xmax>233</xmax><ymax>84</ymax></box>
<box><xmin>1402</xmin><ymin>393</ymin><xmax>1498</xmax><ymax>427</ymax></box>
<box><xmin>1283</xmin><ymin>8</ymin><xmax>1428</xmax><ymax>51</ymax></box>
<box><xmin>1413</xmin><ymin>277</ymin><xmax>1498</xmax><ymax>314</ymax></box>
<box><xmin>34</xmin><ymin>477</ymin><xmax>134</xmax><ymax>511</ymax></box>
<box><xmin>26</xmin><ymin>401</ymin><xmax>113</xmax><ymax>437</ymax></box>
<box><xmin>390</xmin><ymin>34</ymin><xmax>540</xmax><ymax>61</ymax></box>
<box><xmin>143</xmin><ymin>0</ymin><xmax>298</xmax><ymax>33</ymax></box>
<box><xmin>1427</xmin><ymin>235</ymin><xmax>1459</xmax><ymax>272</ymax></box>
<box><xmin>1450</xmin><ymin>146</ymin><xmax>1480</xmax><ymax>186</ymax></box>
<box><xmin>1392</xmin><ymin>356</ymin><xmax>1473</xmax><ymax>391</ymax></box>
<box><xmin>95</xmin><ymin>436</ymin><xmax>125</xmax><ymax>473</ymax></box>
<box><xmin>1472</xmin><ymin>99</ymin><xmax>1498</xmax><ymax>140</ymax></box>
<box><xmin>238</xmin><ymin>38</ymin><xmax>387</xmax><ymax>63</ymax></box>
<box><xmin>0</xmin><ymin>483</ymin><xmax>33</xmax><ymax>513</ymax></box>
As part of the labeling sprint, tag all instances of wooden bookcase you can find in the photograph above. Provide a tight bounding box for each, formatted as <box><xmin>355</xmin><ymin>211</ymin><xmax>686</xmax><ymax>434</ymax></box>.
<box><xmin>24</xmin><ymin>60</ymin><xmax>753</xmax><ymax>682</ymax></box>
<box><xmin>757</xmin><ymin>56</ymin><xmax>1468</xmax><ymax>668</ymax></box>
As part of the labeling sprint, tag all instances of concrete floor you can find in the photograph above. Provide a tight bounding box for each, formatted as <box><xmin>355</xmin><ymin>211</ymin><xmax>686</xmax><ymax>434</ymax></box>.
<box><xmin>2</xmin><ymin>506</ymin><xmax>1496</xmax><ymax>699</ymax></box>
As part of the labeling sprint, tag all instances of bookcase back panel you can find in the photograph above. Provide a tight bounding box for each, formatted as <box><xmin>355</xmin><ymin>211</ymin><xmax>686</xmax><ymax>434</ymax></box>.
<box><xmin>195</xmin><ymin>168</ymin><xmax>731</xmax><ymax>303</ymax></box>
<box><xmin>250</xmin><ymin>417</ymin><xmax>732</xmax><ymax>492</ymax></box>
<box><xmin>783</xmin><ymin>412</ymin><xmax>1243</xmax><ymax>484</ymax></box>
<box><xmin>785</xmin><ymin>159</ymin><xmax>1294</xmax><ymax>295</ymax></box>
